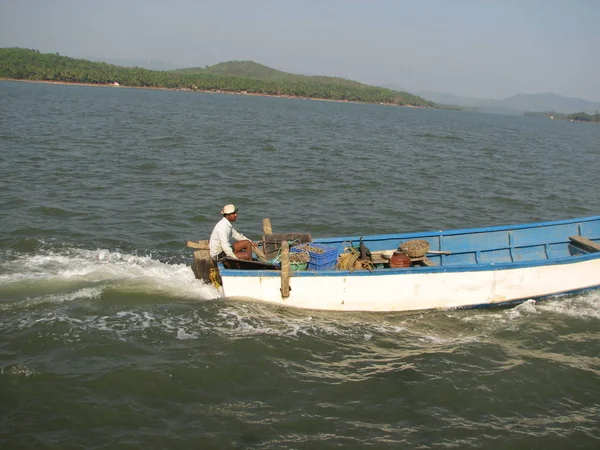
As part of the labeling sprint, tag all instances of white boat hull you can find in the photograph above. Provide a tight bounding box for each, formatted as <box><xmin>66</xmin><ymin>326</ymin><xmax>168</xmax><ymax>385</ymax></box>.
<box><xmin>221</xmin><ymin>257</ymin><xmax>600</xmax><ymax>312</ymax></box>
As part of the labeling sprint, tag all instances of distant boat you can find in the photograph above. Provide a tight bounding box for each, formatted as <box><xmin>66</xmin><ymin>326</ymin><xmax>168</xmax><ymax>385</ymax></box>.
<box><xmin>189</xmin><ymin>215</ymin><xmax>600</xmax><ymax>312</ymax></box>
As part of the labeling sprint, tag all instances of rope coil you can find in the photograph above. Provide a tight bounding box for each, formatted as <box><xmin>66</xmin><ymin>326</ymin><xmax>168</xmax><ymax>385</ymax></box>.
<box><xmin>209</xmin><ymin>267</ymin><xmax>221</xmax><ymax>289</ymax></box>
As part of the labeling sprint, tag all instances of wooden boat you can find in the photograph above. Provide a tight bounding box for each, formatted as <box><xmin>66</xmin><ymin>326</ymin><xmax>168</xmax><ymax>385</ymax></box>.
<box><xmin>188</xmin><ymin>215</ymin><xmax>600</xmax><ymax>312</ymax></box>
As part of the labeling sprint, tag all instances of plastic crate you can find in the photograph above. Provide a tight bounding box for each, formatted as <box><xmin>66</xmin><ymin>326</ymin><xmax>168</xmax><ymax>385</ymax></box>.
<box><xmin>291</xmin><ymin>243</ymin><xmax>338</xmax><ymax>271</ymax></box>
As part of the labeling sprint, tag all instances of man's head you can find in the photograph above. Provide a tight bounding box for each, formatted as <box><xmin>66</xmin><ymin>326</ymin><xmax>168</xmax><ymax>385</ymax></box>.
<box><xmin>221</xmin><ymin>204</ymin><xmax>238</xmax><ymax>221</ymax></box>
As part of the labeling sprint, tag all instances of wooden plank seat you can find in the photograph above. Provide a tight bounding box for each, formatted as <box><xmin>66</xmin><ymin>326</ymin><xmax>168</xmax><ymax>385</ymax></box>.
<box><xmin>569</xmin><ymin>236</ymin><xmax>600</xmax><ymax>253</ymax></box>
<box><xmin>370</xmin><ymin>251</ymin><xmax>390</xmax><ymax>265</ymax></box>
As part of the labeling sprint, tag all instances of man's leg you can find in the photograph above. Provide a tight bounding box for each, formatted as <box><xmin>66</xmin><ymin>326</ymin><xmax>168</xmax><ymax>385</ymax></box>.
<box><xmin>232</xmin><ymin>240</ymin><xmax>253</xmax><ymax>260</ymax></box>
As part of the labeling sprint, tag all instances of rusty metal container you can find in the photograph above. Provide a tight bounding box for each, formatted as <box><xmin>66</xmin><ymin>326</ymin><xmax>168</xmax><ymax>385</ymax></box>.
<box><xmin>389</xmin><ymin>251</ymin><xmax>411</xmax><ymax>268</ymax></box>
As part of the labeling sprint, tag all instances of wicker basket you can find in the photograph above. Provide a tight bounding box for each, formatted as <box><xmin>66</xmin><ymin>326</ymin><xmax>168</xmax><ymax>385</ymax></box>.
<box><xmin>289</xmin><ymin>250</ymin><xmax>309</xmax><ymax>271</ymax></box>
<box><xmin>399</xmin><ymin>240</ymin><xmax>430</xmax><ymax>258</ymax></box>
<box><xmin>289</xmin><ymin>251</ymin><xmax>310</xmax><ymax>263</ymax></box>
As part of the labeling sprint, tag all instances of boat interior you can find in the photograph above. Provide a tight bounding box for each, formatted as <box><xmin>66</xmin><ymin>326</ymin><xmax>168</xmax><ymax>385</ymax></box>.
<box><xmin>216</xmin><ymin>217</ymin><xmax>600</xmax><ymax>272</ymax></box>
<box><xmin>322</xmin><ymin>220</ymin><xmax>600</xmax><ymax>268</ymax></box>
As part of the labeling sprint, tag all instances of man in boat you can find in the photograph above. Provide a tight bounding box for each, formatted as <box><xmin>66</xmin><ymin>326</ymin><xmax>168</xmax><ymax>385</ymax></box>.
<box><xmin>209</xmin><ymin>204</ymin><xmax>257</xmax><ymax>261</ymax></box>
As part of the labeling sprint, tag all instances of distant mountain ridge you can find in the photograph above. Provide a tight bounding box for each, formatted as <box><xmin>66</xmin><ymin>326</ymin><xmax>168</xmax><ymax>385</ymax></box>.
<box><xmin>416</xmin><ymin>91</ymin><xmax>600</xmax><ymax>115</ymax></box>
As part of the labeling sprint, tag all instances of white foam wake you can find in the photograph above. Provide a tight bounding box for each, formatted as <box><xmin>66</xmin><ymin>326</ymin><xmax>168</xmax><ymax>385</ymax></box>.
<box><xmin>0</xmin><ymin>247</ymin><xmax>221</xmax><ymax>304</ymax></box>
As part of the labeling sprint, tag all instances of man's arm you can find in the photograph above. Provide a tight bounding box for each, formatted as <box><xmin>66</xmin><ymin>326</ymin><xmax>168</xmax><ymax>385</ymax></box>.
<box><xmin>232</xmin><ymin>227</ymin><xmax>252</xmax><ymax>243</ymax></box>
<box><xmin>232</xmin><ymin>228</ymin><xmax>258</xmax><ymax>248</ymax></box>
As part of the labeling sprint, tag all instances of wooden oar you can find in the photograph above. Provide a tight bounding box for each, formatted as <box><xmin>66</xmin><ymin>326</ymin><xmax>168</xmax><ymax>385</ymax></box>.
<box><xmin>253</xmin><ymin>245</ymin><xmax>269</xmax><ymax>263</ymax></box>
<box><xmin>186</xmin><ymin>240</ymin><xmax>209</xmax><ymax>250</ymax></box>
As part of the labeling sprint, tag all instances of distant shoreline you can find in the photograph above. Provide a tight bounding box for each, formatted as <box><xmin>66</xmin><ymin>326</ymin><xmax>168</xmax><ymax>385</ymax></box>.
<box><xmin>0</xmin><ymin>77</ymin><xmax>424</xmax><ymax>108</ymax></box>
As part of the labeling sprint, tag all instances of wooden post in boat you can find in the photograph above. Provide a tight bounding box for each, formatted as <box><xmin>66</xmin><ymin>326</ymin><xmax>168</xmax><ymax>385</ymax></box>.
<box><xmin>280</xmin><ymin>240</ymin><xmax>290</xmax><ymax>298</ymax></box>
<box><xmin>187</xmin><ymin>240</ymin><xmax>221</xmax><ymax>287</ymax></box>
<box><xmin>261</xmin><ymin>218</ymin><xmax>274</xmax><ymax>261</ymax></box>
<box><xmin>263</xmin><ymin>218</ymin><xmax>272</xmax><ymax>234</ymax></box>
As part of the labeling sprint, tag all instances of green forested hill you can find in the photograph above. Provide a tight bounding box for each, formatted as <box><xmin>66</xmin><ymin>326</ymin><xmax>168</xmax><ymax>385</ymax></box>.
<box><xmin>176</xmin><ymin>60</ymin><xmax>292</xmax><ymax>79</ymax></box>
<box><xmin>0</xmin><ymin>48</ymin><xmax>434</xmax><ymax>107</ymax></box>
<box><xmin>176</xmin><ymin>60</ymin><xmax>366</xmax><ymax>87</ymax></box>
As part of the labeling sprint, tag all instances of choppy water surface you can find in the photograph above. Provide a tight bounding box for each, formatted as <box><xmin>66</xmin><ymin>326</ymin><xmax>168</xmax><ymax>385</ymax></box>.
<box><xmin>1</xmin><ymin>81</ymin><xmax>600</xmax><ymax>449</ymax></box>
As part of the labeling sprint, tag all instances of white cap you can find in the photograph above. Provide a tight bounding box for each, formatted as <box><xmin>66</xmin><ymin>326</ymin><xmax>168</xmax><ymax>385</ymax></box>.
<box><xmin>221</xmin><ymin>204</ymin><xmax>238</xmax><ymax>215</ymax></box>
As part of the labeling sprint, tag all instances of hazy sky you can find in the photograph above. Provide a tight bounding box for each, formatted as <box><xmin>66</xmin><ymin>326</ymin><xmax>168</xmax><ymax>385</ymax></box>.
<box><xmin>1</xmin><ymin>0</ymin><xmax>599</xmax><ymax>101</ymax></box>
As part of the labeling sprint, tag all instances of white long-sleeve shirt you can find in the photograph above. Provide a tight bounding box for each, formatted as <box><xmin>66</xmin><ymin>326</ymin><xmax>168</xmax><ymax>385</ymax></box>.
<box><xmin>209</xmin><ymin>217</ymin><xmax>249</xmax><ymax>258</ymax></box>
